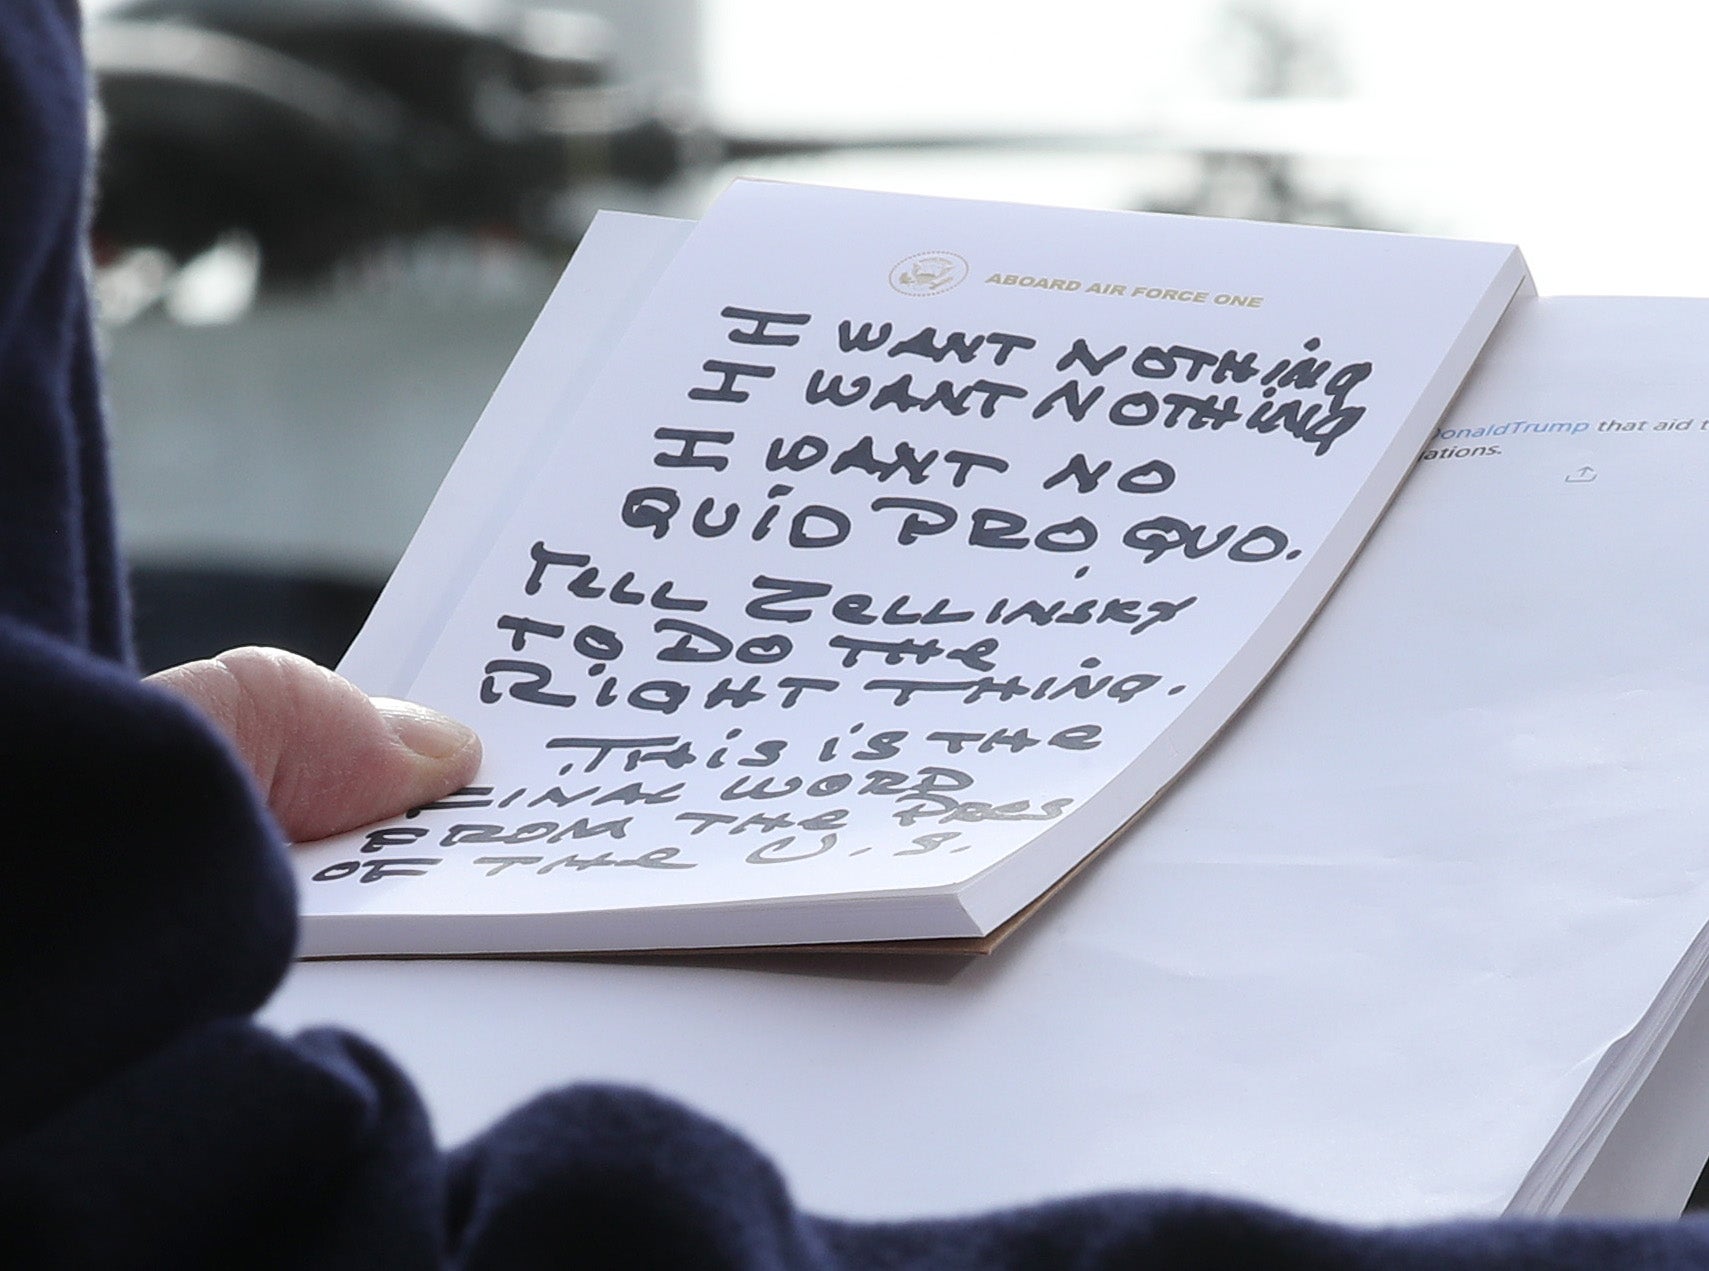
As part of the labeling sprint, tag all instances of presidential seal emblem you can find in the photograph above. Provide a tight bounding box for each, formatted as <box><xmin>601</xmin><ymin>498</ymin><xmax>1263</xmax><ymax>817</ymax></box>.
<box><xmin>889</xmin><ymin>251</ymin><xmax>969</xmax><ymax>296</ymax></box>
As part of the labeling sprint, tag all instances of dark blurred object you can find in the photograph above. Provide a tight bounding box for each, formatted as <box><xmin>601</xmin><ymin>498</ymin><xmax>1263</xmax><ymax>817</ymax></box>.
<box><xmin>87</xmin><ymin>0</ymin><xmax>1099</xmax><ymax>286</ymax></box>
<box><xmin>91</xmin><ymin>0</ymin><xmax>1383</xmax><ymax>294</ymax></box>
<box><xmin>129</xmin><ymin>563</ymin><xmax>380</xmax><ymax>672</ymax></box>
<box><xmin>1690</xmin><ymin>1163</ymin><xmax>1709</xmax><ymax>1212</ymax></box>
<box><xmin>91</xmin><ymin>0</ymin><xmax>696</xmax><ymax>282</ymax></box>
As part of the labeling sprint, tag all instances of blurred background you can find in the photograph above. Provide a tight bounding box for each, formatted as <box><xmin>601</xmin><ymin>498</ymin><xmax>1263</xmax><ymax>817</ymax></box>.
<box><xmin>87</xmin><ymin>0</ymin><xmax>1709</xmax><ymax>672</ymax></box>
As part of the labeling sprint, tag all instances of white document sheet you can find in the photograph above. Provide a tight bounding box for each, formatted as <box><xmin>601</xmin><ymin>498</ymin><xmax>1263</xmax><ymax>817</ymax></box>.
<box><xmin>271</xmin><ymin>287</ymin><xmax>1709</xmax><ymax>1224</ymax></box>
<box><xmin>298</xmin><ymin>182</ymin><xmax>1524</xmax><ymax>954</ymax></box>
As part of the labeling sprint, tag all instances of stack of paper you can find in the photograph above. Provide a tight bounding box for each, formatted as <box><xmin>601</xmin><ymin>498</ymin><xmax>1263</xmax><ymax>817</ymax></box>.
<box><xmin>298</xmin><ymin>181</ymin><xmax>1525</xmax><ymax>955</ymax></box>
<box><xmin>270</xmin><ymin>188</ymin><xmax>1709</xmax><ymax>1221</ymax></box>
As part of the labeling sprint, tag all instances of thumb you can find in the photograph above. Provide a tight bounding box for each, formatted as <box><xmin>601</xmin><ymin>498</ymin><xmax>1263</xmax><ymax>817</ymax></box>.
<box><xmin>147</xmin><ymin>646</ymin><xmax>482</xmax><ymax>843</ymax></box>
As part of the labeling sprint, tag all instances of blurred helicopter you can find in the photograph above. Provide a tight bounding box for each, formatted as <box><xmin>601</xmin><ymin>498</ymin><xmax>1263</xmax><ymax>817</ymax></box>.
<box><xmin>91</xmin><ymin>0</ymin><xmax>1379</xmax><ymax>297</ymax></box>
<box><xmin>90</xmin><ymin>0</ymin><xmax>709</xmax><ymax>283</ymax></box>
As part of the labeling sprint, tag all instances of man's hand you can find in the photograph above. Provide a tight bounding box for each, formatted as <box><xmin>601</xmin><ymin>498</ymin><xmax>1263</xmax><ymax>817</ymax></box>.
<box><xmin>148</xmin><ymin>646</ymin><xmax>481</xmax><ymax>843</ymax></box>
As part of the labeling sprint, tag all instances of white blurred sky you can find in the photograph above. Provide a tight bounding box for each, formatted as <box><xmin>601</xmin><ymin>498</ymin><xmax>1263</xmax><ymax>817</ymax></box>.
<box><xmin>704</xmin><ymin>0</ymin><xmax>1709</xmax><ymax>296</ymax></box>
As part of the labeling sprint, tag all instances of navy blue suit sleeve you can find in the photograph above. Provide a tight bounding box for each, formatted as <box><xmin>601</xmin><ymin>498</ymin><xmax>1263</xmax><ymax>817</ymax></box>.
<box><xmin>0</xmin><ymin>0</ymin><xmax>130</xmax><ymax>663</ymax></box>
<box><xmin>0</xmin><ymin>618</ymin><xmax>296</xmax><ymax>1143</ymax></box>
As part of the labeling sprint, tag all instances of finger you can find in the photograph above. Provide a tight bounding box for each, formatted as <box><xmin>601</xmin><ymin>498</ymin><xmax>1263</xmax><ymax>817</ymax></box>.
<box><xmin>147</xmin><ymin>646</ymin><xmax>482</xmax><ymax>842</ymax></box>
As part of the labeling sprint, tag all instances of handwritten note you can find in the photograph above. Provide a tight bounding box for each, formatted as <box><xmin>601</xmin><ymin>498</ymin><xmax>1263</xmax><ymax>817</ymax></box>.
<box><xmin>294</xmin><ymin>183</ymin><xmax>1526</xmax><ymax>953</ymax></box>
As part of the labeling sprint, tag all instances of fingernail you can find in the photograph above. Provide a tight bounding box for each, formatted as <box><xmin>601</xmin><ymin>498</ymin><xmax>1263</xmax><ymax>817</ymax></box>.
<box><xmin>374</xmin><ymin>697</ymin><xmax>478</xmax><ymax>760</ymax></box>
